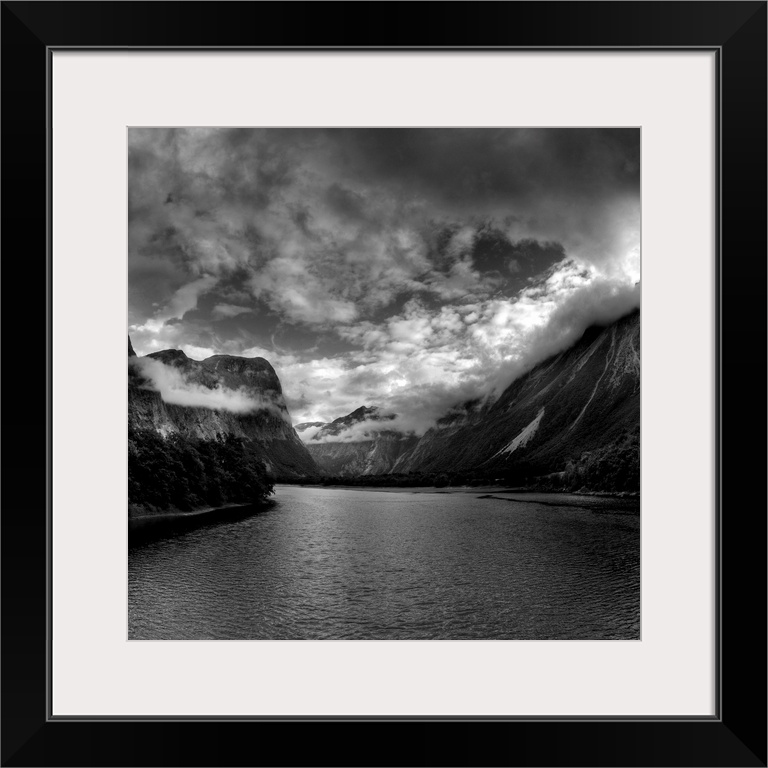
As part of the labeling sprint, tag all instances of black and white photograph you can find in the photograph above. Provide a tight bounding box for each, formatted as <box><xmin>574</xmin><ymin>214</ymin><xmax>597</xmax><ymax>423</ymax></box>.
<box><xmin>128</xmin><ymin>127</ymin><xmax>640</xmax><ymax>641</ymax></box>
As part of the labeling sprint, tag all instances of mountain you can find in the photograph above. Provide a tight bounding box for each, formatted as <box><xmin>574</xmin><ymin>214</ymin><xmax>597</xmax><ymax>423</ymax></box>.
<box><xmin>302</xmin><ymin>406</ymin><xmax>419</xmax><ymax>477</ymax></box>
<box><xmin>128</xmin><ymin>341</ymin><xmax>319</xmax><ymax>482</ymax></box>
<box><xmin>128</xmin><ymin>307</ymin><xmax>639</xmax><ymax>504</ymax></box>
<box><xmin>392</xmin><ymin>309</ymin><xmax>640</xmax><ymax>489</ymax></box>
<box><xmin>295</xmin><ymin>309</ymin><xmax>639</xmax><ymax>490</ymax></box>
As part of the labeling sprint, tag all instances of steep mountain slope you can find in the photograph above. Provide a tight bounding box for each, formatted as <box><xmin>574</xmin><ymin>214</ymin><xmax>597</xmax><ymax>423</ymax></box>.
<box><xmin>128</xmin><ymin>342</ymin><xmax>318</xmax><ymax>478</ymax></box>
<box><xmin>301</xmin><ymin>406</ymin><xmax>419</xmax><ymax>476</ymax></box>
<box><xmin>393</xmin><ymin>309</ymin><xmax>640</xmax><ymax>485</ymax></box>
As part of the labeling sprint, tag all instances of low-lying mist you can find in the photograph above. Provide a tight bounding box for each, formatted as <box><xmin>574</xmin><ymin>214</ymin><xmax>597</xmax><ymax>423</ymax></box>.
<box><xmin>131</xmin><ymin>356</ymin><xmax>287</xmax><ymax>419</ymax></box>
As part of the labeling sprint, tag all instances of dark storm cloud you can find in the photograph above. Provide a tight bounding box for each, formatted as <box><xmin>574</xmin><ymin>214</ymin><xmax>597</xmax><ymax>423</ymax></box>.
<box><xmin>506</xmin><ymin>238</ymin><xmax>567</xmax><ymax>270</ymax></box>
<box><xmin>324</xmin><ymin>183</ymin><xmax>368</xmax><ymax>222</ymax></box>
<box><xmin>129</xmin><ymin>127</ymin><xmax>639</xmax><ymax>428</ymax></box>
<box><xmin>323</xmin><ymin>127</ymin><xmax>639</xmax><ymax>203</ymax></box>
<box><xmin>129</xmin><ymin>129</ymin><xmax>638</xmax><ymax>291</ymax></box>
<box><xmin>301</xmin><ymin>128</ymin><xmax>637</xmax><ymax>258</ymax></box>
<box><xmin>469</xmin><ymin>228</ymin><xmax>567</xmax><ymax>296</ymax></box>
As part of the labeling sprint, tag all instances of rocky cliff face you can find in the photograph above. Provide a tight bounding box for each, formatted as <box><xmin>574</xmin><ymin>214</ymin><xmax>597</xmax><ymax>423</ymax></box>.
<box><xmin>128</xmin><ymin>342</ymin><xmax>319</xmax><ymax>478</ymax></box>
<box><xmin>393</xmin><ymin>309</ymin><xmax>640</xmax><ymax>480</ymax></box>
<box><xmin>300</xmin><ymin>406</ymin><xmax>419</xmax><ymax>477</ymax></box>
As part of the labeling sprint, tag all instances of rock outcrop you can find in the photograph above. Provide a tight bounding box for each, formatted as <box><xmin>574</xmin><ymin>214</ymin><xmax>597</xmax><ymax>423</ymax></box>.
<box><xmin>128</xmin><ymin>342</ymin><xmax>318</xmax><ymax>478</ymax></box>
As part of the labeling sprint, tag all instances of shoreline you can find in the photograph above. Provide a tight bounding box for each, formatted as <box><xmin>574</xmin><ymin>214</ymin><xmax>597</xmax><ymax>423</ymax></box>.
<box><xmin>129</xmin><ymin>501</ymin><xmax>269</xmax><ymax>523</ymax></box>
<box><xmin>129</xmin><ymin>500</ymin><xmax>274</xmax><ymax>543</ymax></box>
<box><xmin>128</xmin><ymin>486</ymin><xmax>638</xmax><ymax>522</ymax></box>
<box><xmin>129</xmin><ymin>485</ymin><xmax>638</xmax><ymax>531</ymax></box>
<box><xmin>280</xmin><ymin>483</ymin><xmax>638</xmax><ymax>499</ymax></box>
<box><xmin>476</xmin><ymin>494</ymin><xmax>640</xmax><ymax>513</ymax></box>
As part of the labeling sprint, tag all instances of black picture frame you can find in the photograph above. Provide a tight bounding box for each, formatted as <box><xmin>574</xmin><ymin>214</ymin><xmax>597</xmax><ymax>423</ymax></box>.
<box><xmin>2</xmin><ymin>2</ymin><xmax>765</xmax><ymax>765</ymax></box>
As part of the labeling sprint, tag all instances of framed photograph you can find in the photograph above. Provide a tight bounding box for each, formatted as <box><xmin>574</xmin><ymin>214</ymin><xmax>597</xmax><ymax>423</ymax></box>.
<box><xmin>3</xmin><ymin>1</ymin><xmax>765</xmax><ymax>765</ymax></box>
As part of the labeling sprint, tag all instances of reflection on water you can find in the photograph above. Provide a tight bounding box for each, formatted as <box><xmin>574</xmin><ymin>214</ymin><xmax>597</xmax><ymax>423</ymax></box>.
<box><xmin>128</xmin><ymin>485</ymin><xmax>639</xmax><ymax>640</ymax></box>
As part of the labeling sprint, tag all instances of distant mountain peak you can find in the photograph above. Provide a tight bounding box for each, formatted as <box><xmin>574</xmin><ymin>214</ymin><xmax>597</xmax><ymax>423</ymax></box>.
<box><xmin>148</xmin><ymin>348</ymin><xmax>188</xmax><ymax>365</ymax></box>
<box><xmin>314</xmin><ymin>405</ymin><xmax>398</xmax><ymax>439</ymax></box>
<box><xmin>302</xmin><ymin>404</ymin><xmax>415</xmax><ymax>476</ymax></box>
<box><xmin>334</xmin><ymin>405</ymin><xmax>378</xmax><ymax>423</ymax></box>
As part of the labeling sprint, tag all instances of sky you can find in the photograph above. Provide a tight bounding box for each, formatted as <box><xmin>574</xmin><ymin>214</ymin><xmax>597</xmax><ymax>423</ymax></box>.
<box><xmin>129</xmin><ymin>127</ymin><xmax>640</xmax><ymax>437</ymax></box>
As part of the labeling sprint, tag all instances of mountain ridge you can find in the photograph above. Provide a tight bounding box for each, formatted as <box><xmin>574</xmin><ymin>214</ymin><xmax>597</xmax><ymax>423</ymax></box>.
<box><xmin>128</xmin><ymin>306</ymin><xmax>639</xmax><ymax>497</ymax></box>
<box><xmin>128</xmin><ymin>343</ymin><xmax>319</xmax><ymax>479</ymax></box>
<box><xmin>296</xmin><ymin>308</ymin><xmax>639</xmax><ymax>489</ymax></box>
<box><xmin>301</xmin><ymin>404</ymin><xmax>417</xmax><ymax>476</ymax></box>
<box><xmin>393</xmin><ymin>308</ymin><xmax>639</xmax><ymax>486</ymax></box>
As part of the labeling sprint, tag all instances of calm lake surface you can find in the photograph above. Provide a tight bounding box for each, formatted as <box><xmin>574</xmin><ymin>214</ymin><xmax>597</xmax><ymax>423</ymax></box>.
<box><xmin>129</xmin><ymin>485</ymin><xmax>639</xmax><ymax>640</ymax></box>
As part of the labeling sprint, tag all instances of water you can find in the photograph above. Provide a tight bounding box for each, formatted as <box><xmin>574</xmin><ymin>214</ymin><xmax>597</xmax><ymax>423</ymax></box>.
<box><xmin>128</xmin><ymin>485</ymin><xmax>639</xmax><ymax>640</ymax></box>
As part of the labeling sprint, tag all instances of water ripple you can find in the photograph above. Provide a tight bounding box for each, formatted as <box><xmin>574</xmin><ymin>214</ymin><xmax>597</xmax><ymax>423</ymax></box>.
<box><xmin>129</xmin><ymin>486</ymin><xmax>640</xmax><ymax>640</ymax></box>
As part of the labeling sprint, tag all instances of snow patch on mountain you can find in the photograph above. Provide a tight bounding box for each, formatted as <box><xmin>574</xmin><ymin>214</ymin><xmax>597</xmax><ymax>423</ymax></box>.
<box><xmin>494</xmin><ymin>408</ymin><xmax>545</xmax><ymax>458</ymax></box>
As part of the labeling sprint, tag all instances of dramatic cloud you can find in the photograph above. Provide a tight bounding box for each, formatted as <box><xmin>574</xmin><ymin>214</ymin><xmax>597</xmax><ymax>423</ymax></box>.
<box><xmin>303</xmin><ymin>418</ymin><xmax>396</xmax><ymax>445</ymax></box>
<box><xmin>212</xmin><ymin>303</ymin><xmax>253</xmax><ymax>319</ymax></box>
<box><xmin>129</xmin><ymin>128</ymin><xmax>640</xmax><ymax>433</ymax></box>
